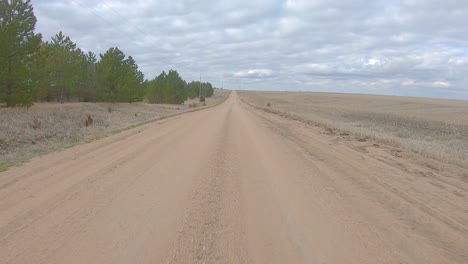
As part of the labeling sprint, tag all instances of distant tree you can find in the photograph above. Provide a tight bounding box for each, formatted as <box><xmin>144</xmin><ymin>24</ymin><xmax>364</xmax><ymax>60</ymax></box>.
<box><xmin>96</xmin><ymin>47</ymin><xmax>145</xmax><ymax>102</ymax></box>
<box><xmin>146</xmin><ymin>71</ymin><xmax>166</xmax><ymax>104</ymax></box>
<box><xmin>202</xmin><ymin>82</ymin><xmax>214</xmax><ymax>97</ymax></box>
<box><xmin>185</xmin><ymin>81</ymin><xmax>200</xmax><ymax>99</ymax></box>
<box><xmin>186</xmin><ymin>81</ymin><xmax>214</xmax><ymax>100</ymax></box>
<box><xmin>146</xmin><ymin>69</ymin><xmax>186</xmax><ymax>104</ymax></box>
<box><xmin>78</xmin><ymin>51</ymin><xmax>97</xmax><ymax>102</ymax></box>
<box><xmin>37</xmin><ymin>32</ymin><xmax>86</xmax><ymax>102</ymax></box>
<box><xmin>96</xmin><ymin>47</ymin><xmax>126</xmax><ymax>101</ymax></box>
<box><xmin>124</xmin><ymin>56</ymin><xmax>145</xmax><ymax>101</ymax></box>
<box><xmin>0</xmin><ymin>0</ymin><xmax>41</xmax><ymax>107</ymax></box>
<box><xmin>166</xmin><ymin>69</ymin><xmax>186</xmax><ymax>104</ymax></box>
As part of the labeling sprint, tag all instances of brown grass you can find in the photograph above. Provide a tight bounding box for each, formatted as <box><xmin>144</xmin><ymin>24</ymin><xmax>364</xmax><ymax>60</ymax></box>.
<box><xmin>239</xmin><ymin>91</ymin><xmax>468</xmax><ymax>168</ymax></box>
<box><xmin>0</xmin><ymin>90</ymin><xmax>230</xmax><ymax>170</ymax></box>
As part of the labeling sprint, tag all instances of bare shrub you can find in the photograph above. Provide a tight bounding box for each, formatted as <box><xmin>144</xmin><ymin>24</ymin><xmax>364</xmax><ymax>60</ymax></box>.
<box><xmin>30</xmin><ymin>117</ymin><xmax>41</xmax><ymax>130</ymax></box>
<box><xmin>267</xmin><ymin>102</ymin><xmax>271</xmax><ymax>107</ymax></box>
<box><xmin>199</xmin><ymin>96</ymin><xmax>206</xmax><ymax>102</ymax></box>
<box><xmin>188</xmin><ymin>103</ymin><xmax>198</xmax><ymax>108</ymax></box>
<box><xmin>85</xmin><ymin>114</ymin><xmax>93</xmax><ymax>127</ymax></box>
<box><xmin>107</xmin><ymin>106</ymin><xmax>113</xmax><ymax>113</ymax></box>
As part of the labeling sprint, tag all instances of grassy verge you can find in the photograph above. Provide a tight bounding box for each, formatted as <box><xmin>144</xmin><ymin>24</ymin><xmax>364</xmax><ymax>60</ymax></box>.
<box><xmin>0</xmin><ymin>90</ymin><xmax>230</xmax><ymax>172</ymax></box>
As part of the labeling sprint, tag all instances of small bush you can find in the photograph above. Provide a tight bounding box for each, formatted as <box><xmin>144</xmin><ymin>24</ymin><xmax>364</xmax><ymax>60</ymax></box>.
<box><xmin>85</xmin><ymin>114</ymin><xmax>93</xmax><ymax>127</ymax></box>
<box><xmin>199</xmin><ymin>96</ymin><xmax>206</xmax><ymax>102</ymax></box>
<box><xmin>30</xmin><ymin>117</ymin><xmax>41</xmax><ymax>130</ymax></box>
<box><xmin>267</xmin><ymin>102</ymin><xmax>271</xmax><ymax>107</ymax></box>
<box><xmin>188</xmin><ymin>103</ymin><xmax>198</xmax><ymax>108</ymax></box>
<box><xmin>107</xmin><ymin>106</ymin><xmax>113</xmax><ymax>113</ymax></box>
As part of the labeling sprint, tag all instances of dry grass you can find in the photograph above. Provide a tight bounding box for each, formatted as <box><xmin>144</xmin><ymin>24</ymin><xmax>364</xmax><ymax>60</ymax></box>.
<box><xmin>239</xmin><ymin>91</ymin><xmax>468</xmax><ymax>168</ymax></box>
<box><xmin>0</xmin><ymin>90</ymin><xmax>230</xmax><ymax>170</ymax></box>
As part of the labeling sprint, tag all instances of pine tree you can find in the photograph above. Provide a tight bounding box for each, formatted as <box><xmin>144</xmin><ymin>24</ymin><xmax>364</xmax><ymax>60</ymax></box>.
<box><xmin>96</xmin><ymin>47</ymin><xmax>145</xmax><ymax>102</ymax></box>
<box><xmin>39</xmin><ymin>32</ymin><xmax>86</xmax><ymax>102</ymax></box>
<box><xmin>96</xmin><ymin>47</ymin><xmax>126</xmax><ymax>102</ymax></box>
<box><xmin>0</xmin><ymin>0</ymin><xmax>41</xmax><ymax>107</ymax></box>
<box><xmin>80</xmin><ymin>51</ymin><xmax>97</xmax><ymax>102</ymax></box>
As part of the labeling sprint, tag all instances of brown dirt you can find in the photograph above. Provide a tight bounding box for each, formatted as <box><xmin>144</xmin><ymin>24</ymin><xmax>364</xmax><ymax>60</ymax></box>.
<box><xmin>0</xmin><ymin>92</ymin><xmax>467</xmax><ymax>263</ymax></box>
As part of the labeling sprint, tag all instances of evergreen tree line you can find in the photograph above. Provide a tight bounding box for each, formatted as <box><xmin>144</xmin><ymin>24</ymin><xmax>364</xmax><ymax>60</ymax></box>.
<box><xmin>0</xmin><ymin>0</ymin><xmax>215</xmax><ymax>107</ymax></box>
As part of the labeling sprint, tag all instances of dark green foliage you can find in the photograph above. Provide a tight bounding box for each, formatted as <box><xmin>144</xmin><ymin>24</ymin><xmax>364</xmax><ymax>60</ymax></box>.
<box><xmin>80</xmin><ymin>51</ymin><xmax>98</xmax><ymax>102</ymax></box>
<box><xmin>185</xmin><ymin>81</ymin><xmax>214</xmax><ymax>100</ymax></box>
<box><xmin>0</xmin><ymin>0</ymin><xmax>41</xmax><ymax>107</ymax></box>
<box><xmin>96</xmin><ymin>48</ymin><xmax>144</xmax><ymax>102</ymax></box>
<box><xmin>146</xmin><ymin>70</ymin><xmax>187</xmax><ymax>104</ymax></box>
<box><xmin>35</xmin><ymin>32</ymin><xmax>87</xmax><ymax>102</ymax></box>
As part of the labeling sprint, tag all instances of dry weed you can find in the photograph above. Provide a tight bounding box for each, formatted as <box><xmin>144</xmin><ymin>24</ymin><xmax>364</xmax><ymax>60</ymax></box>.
<box><xmin>85</xmin><ymin>114</ymin><xmax>93</xmax><ymax>127</ymax></box>
<box><xmin>30</xmin><ymin>117</ymin><xmax>41</xmax><ymax>130</ymax></box>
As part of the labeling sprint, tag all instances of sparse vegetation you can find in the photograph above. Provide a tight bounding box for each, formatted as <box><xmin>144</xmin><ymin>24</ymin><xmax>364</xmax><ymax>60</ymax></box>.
<box><xmin>0</xmin><ymin>90</ymin><xmax>230</xmax><ymax>170</ymax></box>
<box><xmin>240</xmin><ymin>91</ymin><xmax>468</xmax><ymax>168</ymax></box>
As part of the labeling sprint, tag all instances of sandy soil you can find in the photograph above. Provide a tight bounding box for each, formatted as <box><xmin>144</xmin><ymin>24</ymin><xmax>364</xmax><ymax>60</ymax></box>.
<box><xmin>0</xmin><ymin>92</ymin><xmax>467</xmax><ymax>263</ymax></box>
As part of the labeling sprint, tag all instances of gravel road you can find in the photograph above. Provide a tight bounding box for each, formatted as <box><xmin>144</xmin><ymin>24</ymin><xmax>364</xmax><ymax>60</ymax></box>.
<box><xmin>1</xmin><ymin>92</ymin><xmax>467</xmax><ymax>263</ymax></box>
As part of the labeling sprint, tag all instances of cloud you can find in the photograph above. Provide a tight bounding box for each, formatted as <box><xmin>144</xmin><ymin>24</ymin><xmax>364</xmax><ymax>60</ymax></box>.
<box><xmin>30</xmin><ymin>0</ymin><xmax>468</xmax><ymax>99</ymax></box>
<box><xmin>233</xmin><ymin>69</ymin><xmax>273</xmax><ymax>78</ymax></box>
<box><xmin>432</xmin><ymin>81</ymin><xmax>451</xmax><ymax>88</ymax></box>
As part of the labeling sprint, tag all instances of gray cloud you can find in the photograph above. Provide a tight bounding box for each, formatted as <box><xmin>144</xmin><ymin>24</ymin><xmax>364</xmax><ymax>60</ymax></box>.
<box><xmin>32</xmin><ymin>0</ymin><xmax>468</xmax><ymax>99</ymax></box>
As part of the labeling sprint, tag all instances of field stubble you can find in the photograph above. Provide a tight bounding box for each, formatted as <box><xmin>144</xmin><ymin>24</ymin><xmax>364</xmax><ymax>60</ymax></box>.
<box><xmin>239</xmin><ymin>91</ymin><xmax>468</xmax><ymax>168</ymax></box>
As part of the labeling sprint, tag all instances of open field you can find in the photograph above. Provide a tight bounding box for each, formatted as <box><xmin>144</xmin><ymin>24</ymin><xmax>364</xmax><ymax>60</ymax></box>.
<box><xmin>239</xmin><ymin>91</ymin><xmax>468</xmax><ymax>168</ymax></box>
<box><xmin>0</xmin><ymin>90</ymin><xmax>229</xmax><ymax>170</ymax></box>
<box><xmin>1</xmin><ymin>92</ymin><xmax>467</xmax><ymax>263</ymax></box>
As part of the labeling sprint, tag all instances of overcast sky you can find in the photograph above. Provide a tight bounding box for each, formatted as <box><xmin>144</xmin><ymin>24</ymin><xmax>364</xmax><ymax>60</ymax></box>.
<box><xmin>32</xmin><ymin>0</ymin><xmax>468</xmax><ymax>99</ymax></box>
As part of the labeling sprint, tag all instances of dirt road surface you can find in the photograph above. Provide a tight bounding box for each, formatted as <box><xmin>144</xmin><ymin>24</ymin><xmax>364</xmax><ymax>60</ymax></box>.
<box><xmin>1</xmin><ymin>92</ymin><xmax>467</xmax><ymax>263</ymax></box>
